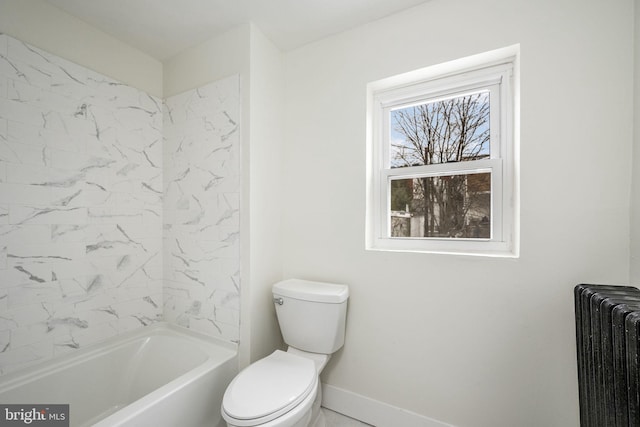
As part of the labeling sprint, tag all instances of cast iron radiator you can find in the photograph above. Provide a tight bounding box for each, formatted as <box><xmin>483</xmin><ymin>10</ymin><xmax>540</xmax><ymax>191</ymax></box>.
<box><xmin>575</xmin><ymin>284</ymin><xmax>640</xmax><ymax>426</ymax></box>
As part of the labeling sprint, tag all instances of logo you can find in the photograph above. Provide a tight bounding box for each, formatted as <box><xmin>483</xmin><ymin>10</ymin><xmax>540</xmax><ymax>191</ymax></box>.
<box><xmin>0</xmin><ymin>405</ymin><xmax>68</xmax><ymax>426</ymax></box>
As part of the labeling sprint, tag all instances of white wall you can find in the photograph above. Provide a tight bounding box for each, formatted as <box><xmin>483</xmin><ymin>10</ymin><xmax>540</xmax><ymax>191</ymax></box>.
<box><xmin>0</xmin><ymin>0</ymin><xmax>162</xmax><ymax>97</ymax></box>
<box><xmin>631</xmin><ymin>0</ymin><xmax>640</xmax><ymax>284</ymax></box>
<box><xmin>282</xmin><ymin>0</ymin><xmax>634</xmax><ymax>426</ymax></box>
<box><xmin>162</xmin><ymin>25</ymin><xmax>250</xmax><ymax>99</ymax></box>
<box><xmin>247</xmin><ymin>24</ymin><xmax>285</xmax><ymax>363</ymax></box>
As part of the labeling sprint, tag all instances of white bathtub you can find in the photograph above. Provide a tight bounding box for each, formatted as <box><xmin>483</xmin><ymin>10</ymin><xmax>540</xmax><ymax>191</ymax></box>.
<box><xmin>0</xmin><ymin>323</ymin><xmax>237</xmax><ymax>427</ymax></box>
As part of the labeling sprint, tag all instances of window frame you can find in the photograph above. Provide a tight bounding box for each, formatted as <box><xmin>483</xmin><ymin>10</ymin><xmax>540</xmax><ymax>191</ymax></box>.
<box><xmin>366</xmin><ymin>49</ymin><xmax>519</xmax><ymax>257</ymax></box>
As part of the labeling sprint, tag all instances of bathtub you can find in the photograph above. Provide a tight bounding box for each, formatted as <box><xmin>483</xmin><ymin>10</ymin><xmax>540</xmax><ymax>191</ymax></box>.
<box><xmin>0</xmin><ymin>322</ymin><xmax>237</xmax><ymax>427</ymax></box>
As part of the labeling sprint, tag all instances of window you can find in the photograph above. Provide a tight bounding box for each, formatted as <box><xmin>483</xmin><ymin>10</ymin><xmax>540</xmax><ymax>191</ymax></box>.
<box><xmin>366</xmin><ymin>47</ymin><xmax>519</xmax><ymax>256</ymax></box>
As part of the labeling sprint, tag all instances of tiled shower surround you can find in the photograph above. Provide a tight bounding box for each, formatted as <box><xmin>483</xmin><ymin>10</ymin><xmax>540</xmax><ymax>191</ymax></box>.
<box><xmin>0</xmin><ymin>34</ymin><xmax>240</xmax><ymax>374</ymax></box>
<box><xmin>163</xmin><ymin>77</ymin><xmax>240</xmax><ymax>342</ymax></box>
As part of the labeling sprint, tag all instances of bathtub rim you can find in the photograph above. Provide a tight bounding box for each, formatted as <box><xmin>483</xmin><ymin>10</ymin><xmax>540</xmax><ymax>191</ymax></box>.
<box><xmin>91</xmin><ymin>324</ymin><xmax>238</xmax><ymax>427</ymax></box>
<box><xmin>0</xmin><ymin>322</ymin><xmax>238</xmax><ymax>393</ymax></box>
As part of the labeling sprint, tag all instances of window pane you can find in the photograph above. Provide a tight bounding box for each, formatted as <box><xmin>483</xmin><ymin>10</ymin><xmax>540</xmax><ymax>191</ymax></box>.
<box><xmin>390</xmin><ymin>172</ymin><xmax>491</xmax><ymax>239</ymax></box>
<box><xmin>390</xmin><ymin>91</ymin><xmax>490</xmax><ymax>168</ymax></box>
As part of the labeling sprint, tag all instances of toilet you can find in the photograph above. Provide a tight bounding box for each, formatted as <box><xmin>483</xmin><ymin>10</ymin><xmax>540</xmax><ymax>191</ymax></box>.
<box><xmin>221</xmin><ymin>279</ymin><xmax>349</xmax><ymax>427</ymax></box>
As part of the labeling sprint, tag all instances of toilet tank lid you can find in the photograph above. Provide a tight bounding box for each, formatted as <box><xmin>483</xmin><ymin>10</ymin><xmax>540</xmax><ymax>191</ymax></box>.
<box><xmin>273</xmin><ymin>279</ymin><xmax>349</xmax><ymax>303</ymax></box>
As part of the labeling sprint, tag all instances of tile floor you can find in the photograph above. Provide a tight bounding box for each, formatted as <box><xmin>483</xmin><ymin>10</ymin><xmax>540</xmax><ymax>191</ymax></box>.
<box><xmin>322</xmin><ymin>408</ymin><xmax>373</xmax><ymax>426</ymax></box>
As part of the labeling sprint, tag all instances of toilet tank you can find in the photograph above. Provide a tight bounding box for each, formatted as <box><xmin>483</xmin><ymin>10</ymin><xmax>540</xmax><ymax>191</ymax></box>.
<box><xmin>273</xmin><ymin>279</ymin><xmax>349</xmax><ymax>354</ymax></box>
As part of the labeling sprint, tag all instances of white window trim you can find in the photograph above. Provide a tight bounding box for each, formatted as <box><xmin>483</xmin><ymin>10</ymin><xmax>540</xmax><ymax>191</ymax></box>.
<box><xmin>365</xmin><ymin>46</ymin><xmax>520</xmax><ymax>257</ymax></box>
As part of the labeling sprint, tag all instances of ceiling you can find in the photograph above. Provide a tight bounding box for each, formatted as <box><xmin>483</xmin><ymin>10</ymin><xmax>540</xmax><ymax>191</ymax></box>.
<box><xmin>44</xmin><ymin>0</ymin><xmax>431</xmax><ymax>61</ymax></box>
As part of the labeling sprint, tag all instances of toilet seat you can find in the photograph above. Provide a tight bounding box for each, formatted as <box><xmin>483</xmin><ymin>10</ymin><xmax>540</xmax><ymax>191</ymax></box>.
<box><xmin>222</xmin><ymin>350</ymin><xmax>317</xmax><ymax>427</ymax></box>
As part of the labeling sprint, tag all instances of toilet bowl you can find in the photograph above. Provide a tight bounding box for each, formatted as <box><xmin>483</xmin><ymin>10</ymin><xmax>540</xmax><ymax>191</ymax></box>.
<box><xmin>221</xmin><ymin>279</ymin><xmax>349</xmax><ymax>427</ymax></box>
<box><xmin>222</xmin><ymin>350</ymin><xmax>318</xmax><ymax>427</ymax></box>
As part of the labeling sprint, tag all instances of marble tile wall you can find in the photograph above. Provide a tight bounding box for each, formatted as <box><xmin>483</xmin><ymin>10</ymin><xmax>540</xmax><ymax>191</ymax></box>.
<box><xmin>0</xmin><ymin>34</ymin><xmax>164</xmax><ymax>374</ymax></box>
<box><xmin>163</xmin><ymin>76</ymin><xmax>241</xmax><ymax>343</ymax></box>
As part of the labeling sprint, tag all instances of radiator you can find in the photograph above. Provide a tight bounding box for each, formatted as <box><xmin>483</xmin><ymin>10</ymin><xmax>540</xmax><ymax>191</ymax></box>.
<box><xmin>575</xmin><ymin>284</ymin><xmax>640</xmax><ymax>426</ymax></box>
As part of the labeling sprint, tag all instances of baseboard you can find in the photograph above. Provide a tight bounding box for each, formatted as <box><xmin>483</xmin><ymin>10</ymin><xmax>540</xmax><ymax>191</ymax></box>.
<box><xmin>321</xmin><ymin>383</ymin><xmax>455</xmax><ymax>427</ymax></box>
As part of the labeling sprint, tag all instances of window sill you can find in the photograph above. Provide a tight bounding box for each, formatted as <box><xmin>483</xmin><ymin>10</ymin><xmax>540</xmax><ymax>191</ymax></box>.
<box><xmin>366</xmin><ymin>237</ymin><xmax>519</xmax><ymax>258</ymax></box>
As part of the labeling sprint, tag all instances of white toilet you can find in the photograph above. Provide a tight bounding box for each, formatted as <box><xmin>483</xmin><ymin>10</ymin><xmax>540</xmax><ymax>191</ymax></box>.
<box><xmin>221</xmin><ymin>279</ymin><xmax>349</xmax><ymax>427</ymax></box>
